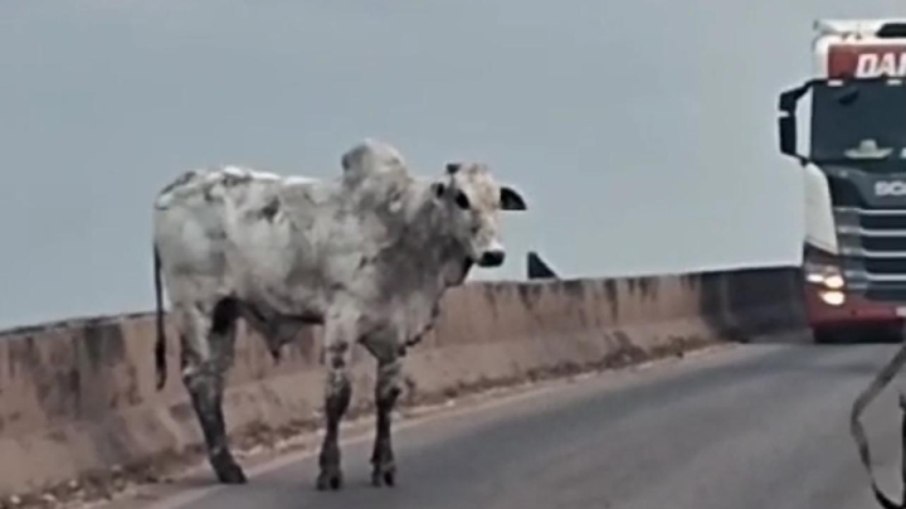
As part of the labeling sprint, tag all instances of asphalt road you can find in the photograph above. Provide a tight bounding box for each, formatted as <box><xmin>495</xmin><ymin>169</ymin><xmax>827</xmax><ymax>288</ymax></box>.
<box><xmin>146</xmin><ymin>343</ymin><xmax>906</xmax><ymax>509</ymax></box>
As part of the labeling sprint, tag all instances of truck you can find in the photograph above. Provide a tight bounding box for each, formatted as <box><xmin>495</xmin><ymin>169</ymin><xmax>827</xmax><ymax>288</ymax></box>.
<box><xmin>778</xmin><ymin>18</ymin><xmax>906</xmax><ymax>343</ymax></box>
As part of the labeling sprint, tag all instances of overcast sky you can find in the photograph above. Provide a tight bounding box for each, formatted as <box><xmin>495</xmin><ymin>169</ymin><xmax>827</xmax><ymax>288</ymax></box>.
<box><xmin>0</xmin><ymin>1</ymin><xmax>902</xmax><ymax>328</ymax></box>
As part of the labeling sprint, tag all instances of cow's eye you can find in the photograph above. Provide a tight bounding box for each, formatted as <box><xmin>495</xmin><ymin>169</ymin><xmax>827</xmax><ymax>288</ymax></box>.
<box><xmin>455</xmin><ymin>191</ymin><xmax>470</xmax><ymax>210</ymax></box>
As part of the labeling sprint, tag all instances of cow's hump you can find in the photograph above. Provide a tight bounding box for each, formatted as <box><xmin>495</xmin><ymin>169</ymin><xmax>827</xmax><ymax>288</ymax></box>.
<box><xmin>340</xmin><ymin>139</ymin><xmax>410</xmax><ymax>188</ymax></box>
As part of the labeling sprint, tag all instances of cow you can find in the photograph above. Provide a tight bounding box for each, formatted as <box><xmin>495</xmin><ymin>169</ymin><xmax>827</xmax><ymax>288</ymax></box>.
<box><xmin>151</xmin><ymin>139</ymin><xmax>527</xmax><ymax>489</ymax></box>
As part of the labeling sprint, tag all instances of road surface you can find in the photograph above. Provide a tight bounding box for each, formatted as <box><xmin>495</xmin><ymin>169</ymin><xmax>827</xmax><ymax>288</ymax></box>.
<box><xmin>140</xmin><ymin>343</ymin><xmax>906</xmax><ymax>509</ymax></box>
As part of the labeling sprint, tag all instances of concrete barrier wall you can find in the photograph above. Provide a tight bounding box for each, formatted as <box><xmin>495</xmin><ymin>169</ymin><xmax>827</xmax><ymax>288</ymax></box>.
<box><xmin>0</xmin><ymin>265</ymin><xmax>806</xmax><ymax>499</ymax></box>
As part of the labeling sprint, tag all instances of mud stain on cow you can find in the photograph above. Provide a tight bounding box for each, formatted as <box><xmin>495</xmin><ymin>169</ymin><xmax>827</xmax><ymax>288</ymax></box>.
<box><xmin>259</xmin><ymin>197</ymin><xmax>281</xmax><ymax>222</ymax></box>
<box><xmin>158</xmin><ymin>170</ymin><xmax>197</xmax><ymax>197</ymax></box>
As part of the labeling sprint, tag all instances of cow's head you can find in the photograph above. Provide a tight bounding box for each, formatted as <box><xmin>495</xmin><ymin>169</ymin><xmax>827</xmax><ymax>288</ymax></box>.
<box><xmin>431</xmin><ymin>162</ymin><xmax>527</xmax><ymax>268</ymax></box>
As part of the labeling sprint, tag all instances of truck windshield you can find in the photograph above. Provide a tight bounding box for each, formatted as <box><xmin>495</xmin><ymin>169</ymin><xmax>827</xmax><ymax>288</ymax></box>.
<box><xmin>810</xmin><ymin>80</ymin><xmax>906</xmax><ymax>169</ymax></box>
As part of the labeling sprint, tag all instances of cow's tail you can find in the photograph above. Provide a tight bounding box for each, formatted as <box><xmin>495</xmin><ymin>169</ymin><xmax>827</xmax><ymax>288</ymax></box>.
<box><xmin>154</xmin><ymin>244</ymin><xmax>168</xmax><ymax>391</ymax></box>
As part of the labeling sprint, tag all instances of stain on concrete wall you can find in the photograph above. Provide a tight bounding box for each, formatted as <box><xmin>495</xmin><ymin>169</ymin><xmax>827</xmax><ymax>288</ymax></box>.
<box><xmin>0</xmin><ymin>264</ymin><xmax>806</xmax><ymax>498</ymax></box>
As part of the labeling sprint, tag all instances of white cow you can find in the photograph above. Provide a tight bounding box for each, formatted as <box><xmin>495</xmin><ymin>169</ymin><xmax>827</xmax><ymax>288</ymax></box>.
<box><xmin>151</xmin><ymin>139</ymin><xmax>527</xmax><ymax>489</ymax></box>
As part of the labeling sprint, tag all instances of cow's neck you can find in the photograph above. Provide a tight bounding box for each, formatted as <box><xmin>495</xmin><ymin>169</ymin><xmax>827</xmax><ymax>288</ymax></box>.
<box><xmin>391</xmin><ymin>183</ymin><xmax>471</xmax><ymax>294</ymax></box>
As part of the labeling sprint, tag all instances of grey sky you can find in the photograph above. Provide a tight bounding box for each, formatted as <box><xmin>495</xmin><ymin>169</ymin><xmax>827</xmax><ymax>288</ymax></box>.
<box><xmin>0</xmin><ymin>1</ymin><xmax>900</xmax><ymax>328</ymax></box>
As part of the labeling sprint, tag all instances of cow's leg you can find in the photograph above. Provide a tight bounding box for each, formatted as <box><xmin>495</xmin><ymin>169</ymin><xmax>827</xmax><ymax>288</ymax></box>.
<box><xmin>370</xmin><ymin>354</ymin><xmax>403</xmax><ymax>487</ymax></box>
<box><xmin>316</xmin><ymin>319</ymin><xmax>354</xmax><ymax>491</ymax></box>
<box><xmin>179</xmin><ymin>299</ymin><xmax>246</xmax><ymax>484</ymax></box>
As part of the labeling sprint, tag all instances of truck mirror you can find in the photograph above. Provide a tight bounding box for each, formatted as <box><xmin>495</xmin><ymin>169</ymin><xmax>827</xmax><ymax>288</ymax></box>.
<box><xmin>776</xmin><ymin>81</ymin><xmax>814</xmax><ymax>166</ymax></box>
<box><xmin>779</xmin><ymin>88</ymin><xmax>803</xmax><ymax>113</ymax></box>
<box><xmin>779</xmin><ymin>113</ymin><xmax>797</xmax><ymax>157</ymax></box>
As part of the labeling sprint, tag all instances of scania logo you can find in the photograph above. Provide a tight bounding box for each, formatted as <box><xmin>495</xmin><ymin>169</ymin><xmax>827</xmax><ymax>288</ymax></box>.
<box><xmin>875</xmin><ymin>180</ymin><xmax>906</xmax><ymax>197</ymax></box>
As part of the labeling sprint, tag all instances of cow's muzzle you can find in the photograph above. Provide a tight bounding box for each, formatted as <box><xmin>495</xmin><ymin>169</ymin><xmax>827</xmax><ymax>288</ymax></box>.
<box><xmin>477</xmin><ymin>250</ymin><xmax>505</xmax><ymax>267</ymax></box>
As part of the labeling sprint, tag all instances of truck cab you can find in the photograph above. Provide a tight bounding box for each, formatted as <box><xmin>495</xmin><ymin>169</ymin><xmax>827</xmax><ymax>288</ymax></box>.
<box><xmin>779</xmin><ymin>19</ymin><xmax>906</xmax><ymax>342</ymax></box>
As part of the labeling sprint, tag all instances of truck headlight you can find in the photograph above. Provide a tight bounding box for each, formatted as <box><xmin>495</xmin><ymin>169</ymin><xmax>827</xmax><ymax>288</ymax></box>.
<box><xmin>805</xmin><ymin>264</ymin><xmax>845</xmax><ymax>287</ymax></box>
<box><xmin>806</xmin><ymin>272</ymin><xmax>827</xmax><ymax>284</ymax></box>
<box><xmin>819</xmin><ymin>290</ymin><xmax>846</xmax><ymax>306</ymax></box>
<box><xmin>803</xmin><ymin>248</ymin><xmax>845</xmax><ymax>289</ymax></box>
<box><xmin>824</xmin><ymin>274</ymin><xmax>845</xmax><ymax>289</ymax></box>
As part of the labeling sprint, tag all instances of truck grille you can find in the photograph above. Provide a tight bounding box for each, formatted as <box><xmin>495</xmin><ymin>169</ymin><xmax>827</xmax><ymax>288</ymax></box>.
<box><xmin>835</xmin><ymin>207</ymin><xmax>906</xmax><ymax>301</ymax></box>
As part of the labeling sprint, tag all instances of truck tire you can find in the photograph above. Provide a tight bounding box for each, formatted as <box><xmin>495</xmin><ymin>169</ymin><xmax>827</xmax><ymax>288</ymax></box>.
<box><xmin>812</xmin><ymin>326</ymin><xmax>839</xmax><ymax>344</ymax></box>
<box><xmin>874</xmin><ymin>324</ymin><xmax>905</xmax><ymax>343</ymax></box>
<box><xmin>813</xmin><ymin>324</ymin><xmax>903</xmax><ymax>344</ymax></box>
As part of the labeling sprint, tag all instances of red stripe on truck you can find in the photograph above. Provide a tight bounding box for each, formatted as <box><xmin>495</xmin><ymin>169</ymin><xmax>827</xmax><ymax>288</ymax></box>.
<box><xmin>828</xmin><ymin>44</ymin><xmax>906</xmax><ymax>78</ymax></box>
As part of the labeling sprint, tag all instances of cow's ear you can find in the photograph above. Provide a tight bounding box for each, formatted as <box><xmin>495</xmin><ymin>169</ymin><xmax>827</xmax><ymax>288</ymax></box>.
<box><xmin>500</xmin><ymin>186</ymin><xmax>526</xmax><ymax>211</ymax></box>
<box><xmin>431</xmin><ymin>181</ymin><xmax>446</xmax><ymax>198</ymax></box>
<box><xmin>446</xmin><ymin>162</ymin><xmax>461</xmax><ymax>175</ymax></box>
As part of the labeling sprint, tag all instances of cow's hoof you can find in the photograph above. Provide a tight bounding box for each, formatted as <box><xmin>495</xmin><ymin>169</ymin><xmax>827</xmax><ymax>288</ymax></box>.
<box><xmin>371</xmin><ymin>465</ymin><xmax>396</xmax><ymax>488</ymax></box>
<box><xmin>215</xmin><ymin>462</ymin><xmax>247</xmax><ymax>485</ymax></box>
<box><xmin>316</xmin><ymin>470</ymin><xmax>343</xmax><ymax>491</ymax></box>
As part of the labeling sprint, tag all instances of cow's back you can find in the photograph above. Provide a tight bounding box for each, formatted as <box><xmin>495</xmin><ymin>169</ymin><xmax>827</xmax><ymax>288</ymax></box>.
<box><xmin>153</xmin><ymin>167</ymin><xmax>296</xmax><ymax>305</ymax></box>
<box><xmin>152</xmin><ymin>162</ymin><xmax>433</xmax><ymax>321</ymax></box>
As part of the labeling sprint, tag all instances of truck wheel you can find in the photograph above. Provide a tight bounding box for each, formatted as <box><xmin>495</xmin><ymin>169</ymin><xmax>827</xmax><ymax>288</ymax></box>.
<box><xmin>875</xmin><ymin>325</ymin><xmax>904</xmax><ymax>343</ymax></box>
<box><xmin>812</xmin><ymin>327</ymin><xmax>839</xmax><ymax>344</ymax></box>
